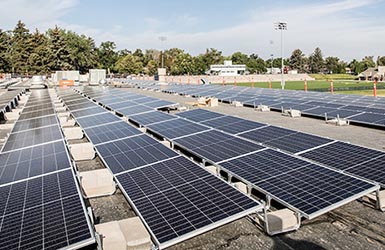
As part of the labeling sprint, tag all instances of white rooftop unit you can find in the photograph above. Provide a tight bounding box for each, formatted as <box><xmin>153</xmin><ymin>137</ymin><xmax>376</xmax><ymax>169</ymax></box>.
<box><xmin>210</xmin><ymin>60</ymin><xmax>246</xmax><ymax>76</ymax></box>
<box><xmin>89</xmin><ymin>69</ymin><xmax>106</xmax><ymax>85</ymax></box>
<box><xmin>55</xmin><ymin>71</ymin><xmax>80</xmax><ymax>84</ymax></box>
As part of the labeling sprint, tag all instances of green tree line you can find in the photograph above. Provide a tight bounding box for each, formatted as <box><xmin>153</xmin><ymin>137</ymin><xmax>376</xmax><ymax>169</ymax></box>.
<box><xmin>0</xmin><ymin>21</ymin><xmax>384</xmax><ymax>76</ymax></box>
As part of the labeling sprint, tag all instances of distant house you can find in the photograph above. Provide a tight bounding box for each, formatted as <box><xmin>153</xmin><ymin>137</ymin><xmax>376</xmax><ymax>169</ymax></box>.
<box><xmin>209</xmin><ymin>61</ymin><xmax>246</xmax><ymax>76</ymax></box>
<box><xmin>345</xmin><ymin>67</ymin><xmax>353</xmax><ymax>74</ymax></box>
<box><xmin>358</xmin><ymin>66</ymin><xmax>385</xmax><ymax>81</ymax></box>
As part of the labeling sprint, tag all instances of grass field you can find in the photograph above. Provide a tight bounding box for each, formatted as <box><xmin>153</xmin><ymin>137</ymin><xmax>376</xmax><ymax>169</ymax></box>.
<box><xmin>336</xmin><ymin>89</ymin><xmax>385</xmax><ymax>96</ymax></box>
<box><xmin>309</xmin><ymin>74</ymin><xmax>357</xmax><ymax>80</ymax></box>
<box><xmin>226</xmin><ymin>80</ymin><xmax>383</xmax><ymax>91</ymax></box>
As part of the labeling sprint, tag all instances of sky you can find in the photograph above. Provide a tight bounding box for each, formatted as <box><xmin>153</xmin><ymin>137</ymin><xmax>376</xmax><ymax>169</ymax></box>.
<box><xmin>0</xmin><ymin>0</ymin><xmax>385</xmax><ymax>61</ymax></box>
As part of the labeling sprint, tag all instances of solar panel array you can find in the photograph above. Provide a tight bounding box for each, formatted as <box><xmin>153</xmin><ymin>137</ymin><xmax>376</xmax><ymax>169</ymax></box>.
<box><xmin>135</xmin><ymin>83</ymin><xmax>385</xmax><ymax>128</ymax></box>
<box><xmin>78</xmin><ymin>86</ymin><xmax>377</xmax><ymax>221</ymax></box>
<box><xmin>176</xmin><ymin>109</ymin><xmax>385</xmax><ymax>188</ymax></box>
<box><xmin>0</xmin><ymin>89</ymin><xmax>24</xmax><ymax>113</ymax></box>
<box><xmin>0</xmin><ymin>89</ymin><xmax>94</xmax><ymax>250</ymax></box>
<box><xmin>57</xmin><ymin>88</ymin><xmax>261</xmax><ymax>249</ymax></box>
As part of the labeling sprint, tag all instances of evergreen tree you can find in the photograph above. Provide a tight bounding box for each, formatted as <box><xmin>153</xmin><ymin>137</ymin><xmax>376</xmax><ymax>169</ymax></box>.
<box><xmin>28</xmin><ymin>29</ymin><xmax>49</xmax><ymax>74</ymax></box>
<box><xmin>0</xmin><ymin>29</ymin><xmax>11</xmax><ymax>73</ymax></box>
<box><xmin>47</xmin><ymin>26</ymin><xmax>72</xmax><ymax>71</ymax></box>
<box><xmin>11</xmin><ymin>20</ymin><xmax>33</xmax><ymax>75</ymax></box>
<box><xmin>289</xmin><ymin>49</ymin><xmax>306</xmax><ymax>73</ymax></box>
<box><xmin>308</xmin><ymin>47</ymin><xmax>324</xmax><ymax>73</ymax></box>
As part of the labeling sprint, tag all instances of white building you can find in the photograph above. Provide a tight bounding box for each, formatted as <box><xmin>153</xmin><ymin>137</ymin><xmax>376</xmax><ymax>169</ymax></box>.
<box><xmin>209</xmin><ymin>61</ymin><xmax>246</xmax><ymax>76</ymax></box>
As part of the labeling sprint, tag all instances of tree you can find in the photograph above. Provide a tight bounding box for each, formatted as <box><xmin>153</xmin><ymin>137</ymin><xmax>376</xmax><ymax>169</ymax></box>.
<box><xmin>28</xmin><ymin>29</ymin><xmax>49</xmax><ymax>74</ymax></box>
<box><xmin>163</xmin><ymin>48</ymin><xmax>184</xmax><ymax>73</ymax></box>
<box><xmin>11</xmin><ymin>20</ymin><xmax>33</xmax><ymax>75</ymax></box>
<box><xmin>231</xmin><ymin>52</ymin><xmax>248</xmax><ymax>65</ymax></box>
<box><xmin>247</xmin><ymin>54</ymin><xmax>266</xmax><ymax>74</ymax></box>
<box><xmin>143</xmin><ymin>49</ymin><xmax>160</xmax><ymax>67</ymax></box>
<box><xmin>193</xmin><ymin>55</ymin><xmax>207</xmax><ymax>75</ymax></box>
<box><xmin>349</xmin><ymin>59</ymin><xmax>364</xmax><ymax>75</ymax></box>
<box><xmin>0</xmin><ymin>29</ymin><xmax>11</xmax><ymax>72</ymax></box>
<box><xmin>133</xmin><ymin>49</ymin><xmax>144</xmax><ymax>64</ymax></box>
<box><xmin>377</xmin><ymin>56</ymin><xmax>385</xmax><ymax>66</ymax></box>
<box><xmin>144</xmin><ymin>60</ymin><xmax>158</xmax><ymax>76</ymax></box>
<box><xmin>114</xmin><ymin>54</ymin><xmax>143</xmax><ymax>74</ymax></box>
<box><xmin>201</xmin><ymin>48</ymin><xmax>224</xmax><ymax>72</ymax></box>
<box><xmin>98</xmin><ymin>41</ymin><xmax>118</xmax><ymax>72</ymax></box>
<box><xmin>308</xmin><ymin>47</ymin><xmax>324</xmax><ymax>73</ymax></box>
<box><xmin>170</xmin><ymin>52</ymin><xmax>195</xmax><ymax>75</ymax></box>
<box><xmin>47</xmin><ymin>26</ymin><xmax>72</xmax><ymax>71</ymax></box>
<box><xmin>361</xmin><ymin>56</ymin><xmax>375</xmax><ymax>70</ymax></box>
<box><xmin>289</xmin><ymin>49</ymin><xmax>306</xmax><ymax>73</ymax></box>
<box><xmin>66</xmin><ymin>31</ymin><xmax>98</xmax><ymax>73</ymax></box>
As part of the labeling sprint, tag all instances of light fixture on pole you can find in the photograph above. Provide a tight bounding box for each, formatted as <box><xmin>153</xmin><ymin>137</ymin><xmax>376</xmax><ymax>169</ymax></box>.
<box><xmin>275</xmin><ymin>22</ymin><xmax>287</xmax><ymax>90</ymax></box>
<box><xmin>158</xmin><ymin>36</ymin><xmax>167</xmax><ymax>68</ymax></box>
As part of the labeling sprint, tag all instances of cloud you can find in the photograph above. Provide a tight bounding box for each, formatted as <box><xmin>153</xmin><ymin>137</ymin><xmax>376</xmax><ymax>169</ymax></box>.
<box><xmin>0</xmin><ymin>0</ymin><xmax>78</xmax><ymax>30</ymax></box>
<box><xmin>0</xmin><ymin>0</ymin><xmax>383</xmax><ymax>61</ymax></box>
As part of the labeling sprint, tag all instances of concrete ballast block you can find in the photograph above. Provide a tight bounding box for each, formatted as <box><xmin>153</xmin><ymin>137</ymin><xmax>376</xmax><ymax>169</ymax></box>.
<box><xmin>63</xmin><ymin>127</ymin><xmax>84</xmax><ymax>140</ymax></box>
<box><xmin>79</xmin><ymin>169</ymin><xmax>115</xmax><ymax>198</ymax></box>
<box><xmin>69</xmin><ymin>143</ymin><xmax>95</xmax><ymax>161</ymax></box>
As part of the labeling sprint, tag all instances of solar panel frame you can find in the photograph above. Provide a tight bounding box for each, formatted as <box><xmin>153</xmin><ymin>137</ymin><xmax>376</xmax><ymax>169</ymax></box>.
<box><xmin>71</xmin><ymin>106</ymin><xmax>108</xmax><ymax>118</ymax></box>
<box><xmin>146</xmin><ymin>118</ymin><xmax>211</xmax><ymax>140</ymax></box>
<box><xmin>2</xmin><ymin>124</ymin><xmax>63</xmax><ymax>153</ymax></box>
<box><xmin>84</xmin><ymin>121</ymin><xmax>142</xmax><ymax>145</ymax></box>
<box><xmin>173</xmin><ymin>130</ymin><xmax>265</xmax><ymax>163</ymax></box>
<box><xmin>75</xmin><ymin>112</ymin><xmax>122</xmax><ymax>129</ymax></box>
<box><xmin>299</xmin><ymin>141</ymin><xmax>385</xmax><ymax>171</ymax></box>
<box><xmin>0</xmin><ymin>169</ymin><xmax>95</xmax><ymax>250</ymax></box>
<box><xmin>201</xmin><ymin>116</ymin><xmax>266</xmax><ymax>134</ymax></box>
<box><xmin>129</xmin><ymin>111</ymin><xmax>177</xmax><ymax>126</ymax></box>
<box><xmin>95</xmin><ymin>134</ymin><xmax>179</xmax><ymax>174</ymax></box>
<box><xmin>176</xmin><ymin>109</ymin><xmax>226</xmax><ymax>122</ymax></box>
<box><xmin>115</xmin><ymin>156</ymin><xmax>261</xmax><ymax>249</ymax></box>
<box><xmin>0</xmin><ymin>140</ymin><xmax>72</xmax><ymax>186</ymax></box>
<box><xmin>11</xmin><ymin>115</ymin><xmax>58</xmax><ymax>133</ymax></box>
<box><xmin>18</xmin><ymin>108</ymin><xmax>55</xmax><ymax>121</ymax></box>
<box><xmin>116</xmin><ymin>105</ymin><xmax>154</xmax><ymax>116</ymax></box>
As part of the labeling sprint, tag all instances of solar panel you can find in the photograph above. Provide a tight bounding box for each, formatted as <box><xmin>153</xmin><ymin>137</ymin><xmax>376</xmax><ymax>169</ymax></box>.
<box><xmin>11</xmin><ymin>115</ymin><xmax>58</xmax><ymax>133</ymax></box>
<box><xmin>22</xmin><ymin>103</ymin><xmax>53</xmax><ymax>113</ymax></box>
<box><xmin>67</xmin><ymin>100</ymin><xmax>98</xmax><ymax>111</ymax></box>
<box><xmin>71</xmin><ymin>106</ymin><xmax>107</xmax><ymax>118</ymax></box>
<box><xmin>116</xmin><ymin>156</ymin><xmax>260</xmax><ymax>248</ymax></box>
<box><xmin>201</xmin><ymin>116</ymin><xmax>265</xmax><ymax>134</ymax></box>
<box><xmin>173</xmin><ymin>130</ymin><xmax>264</xmax><ymax>163</ymax></box>
<box><xmin>219</xmin><ymin>149</ymin><xmax>378</xmax><ymax>218</ymax></box>
<box><xmin>144</xmin><ymin>100</ymin><xmax>176</xmax><ymax>108</ymax></box>
<box><xmin>2</xmin><ymin>125</ymin><xmax>63</xmax><ymax>152</ymax></box>
<box><xmin>299</xmin><ymin>141</ymin><xmax>385</xmax><ymax>171</ymax></box>
<box><xmin>84</xmin><ymin>121</ymin><xmax>142</xmax><ymax>145</ymax></box>
<box><xmin>129</xmin><ymin>111</ymin><xmax>176</xmax><ymax>126</ymax></box>
<box><xmin>348</xmin><ymin>112</ymin><xmax>385</xmax><ymax>124</ymax></box>
<box><xmin>75</xmin><ymin>112</ymin><xmax>122</xmax><ymax>129</ymax></box>
<box><xmin>344</xmin><ymin>155</ymin><xmax>385</xmax><ymax>186</ymax></box>
<box><xmin>147</xmin><ymin>118</ymin><xmax>211</xmax><ymax>139</ymax></box>
<box><xmin>18</xmin><ymin>108</ymin><xmax>55</xmax><ymax>121</ymax></box>
<box><xmin>239</xmin><ymin>126</ymin><xmax>297</xmax><ymax>143</ymax></box>
<box><xmin>106</xmin><ymin>100</ymin><xmax>137</xmax><ymax>110</ymax></box>
<box><xmin>116</xmin><ymin>105</ymin><xmax>153</xmax><ymax>116</ymax></box>
<box><xmin>0</xmin><ymin>170</ymin><xmax>94</xmax><ymax>250</ymax></box>
<box><xmin>261</xmin><ymin>132</ymin><xmax>334</xmax><ymax>154</ymax></box>
<box><xmin>176</xmin><ymin>109</ymin><xmax>226</xmax><ymax>122</ymax></box>
<box><xmin>0</xmin><ymin>140</ymin><xmax>71</xmax><ymax>186</ymax></box>
<box><xmin>96</xmin><ymin>134</ymin><xmax>179</xmax><ymax>174</ymax></box>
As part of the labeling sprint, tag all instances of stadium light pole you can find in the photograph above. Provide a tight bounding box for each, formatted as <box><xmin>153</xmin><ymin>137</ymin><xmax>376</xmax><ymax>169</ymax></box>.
<box><xmin>275</xmin><ymin>22</ymin><xmax>287</xmax><ymax>90</ymax></box>
<box><xmin>158</xmin><ymin>36</ymin><xmax>167</xmax><ymax>68</ymax></box>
